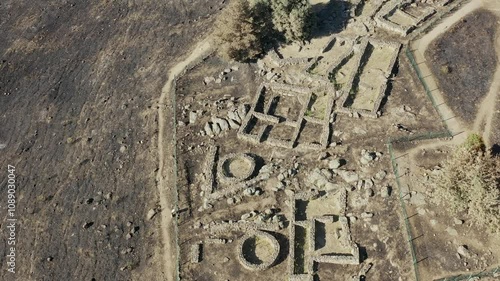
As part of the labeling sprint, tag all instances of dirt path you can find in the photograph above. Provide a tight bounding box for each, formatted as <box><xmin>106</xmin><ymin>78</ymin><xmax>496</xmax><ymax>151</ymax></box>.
<box><xmin>473</xmin><ymin>6</ymin><xmax>500</xmax><ymax>146</ymax></box>
<box><xmin>404</xmin><ymin>0</ymin><xmax>500</xmax><ymax>158</ymax></box>
<box><xmin>157</xmin><ymin>39</ymin><xmax>211</xmax><ymax>281</ymax></box>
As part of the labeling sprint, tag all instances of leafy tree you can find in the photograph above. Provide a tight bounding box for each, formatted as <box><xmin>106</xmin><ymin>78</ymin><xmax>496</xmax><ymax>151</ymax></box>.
<box><xmin>270</xmin><ymin>0</ymin><xmax>315</xmax><ymax>42</ymax></box>
<box><xmin>213</xmin><ymin>0</ymin><xmax>263</xmax><ymax>62</ymax></box>
<box><xmin>430</xmin><ymin>134</ymin><xmax>500</xmax><ymax>232</ymax></box>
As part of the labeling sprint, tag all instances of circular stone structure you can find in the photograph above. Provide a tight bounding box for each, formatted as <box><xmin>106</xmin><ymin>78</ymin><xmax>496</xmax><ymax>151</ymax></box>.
<box><xmin>237</xmin><ymin>230</ymin><xmax>280</xmax><ymax>271</ymax></box>
<box><xmin>217</xmin><ymin>153</ymin><xmax>257</xmax><ymax>183</ymax></box>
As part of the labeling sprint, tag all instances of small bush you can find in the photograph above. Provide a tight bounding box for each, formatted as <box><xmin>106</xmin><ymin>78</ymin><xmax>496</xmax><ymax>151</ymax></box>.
<box><xmin>430</xmin><ymin>134</ymin><xmax>500</xmax><ymax>232</ymax></box>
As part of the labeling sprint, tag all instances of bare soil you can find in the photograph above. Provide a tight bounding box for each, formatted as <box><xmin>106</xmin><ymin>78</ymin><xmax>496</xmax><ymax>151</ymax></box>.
<box><xmin>425</xmin><ymin>9</ymin><xmax>499</xmax><ymax>125</ymax></box>
<box><xmin>0</xmin><ymin>1</ymin><xmax>224</xmax><ymax>280</ymax></box>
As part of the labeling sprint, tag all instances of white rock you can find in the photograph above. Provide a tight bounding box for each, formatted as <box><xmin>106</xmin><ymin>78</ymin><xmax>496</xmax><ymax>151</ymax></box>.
<box><xmin>204</xmin><ymin>123</ymin><xmax>214</xmax><ymax>137</ymax></box>
<box><xmin>457</xmin><ymin>245</ymin><xmax>471</xmax><ymax>258</ymax></box>
<box><xmin>213</xmin><ymin>117</ymin><xmax>229</xmax><ymax>131</ymax></box>
<box><xmin>329</xmin><ymin>159</ymin><xmax>342</xmax><ymax>169</ymax></box>
<box><xmin>338</xmin><ymin>170</ymin><xmax>359</xmax><ymax>183</ymax></box>
<box><xmin>212</xmin><ymin>123</ymin><xmax>221</xmax><ymax>135</ymax></box>
<box><xmin>227</xmin><ymin>118</ymin><xmax>240</xmax><ymax>129</ymax></box>
<box><xmin>227</xmin><ymin>110</ymin><xmax>241</xmax><ymax>123</ymax></box>
<box><xmin>361</xmin><ymin>212</ymin><xmax>374</xmax><ymax>219</ymax></box>
<box><xmin>381</xmin><ymin>185</ymin><xmax>391</xmax><ymax>198</ymax></box>
<box><xmin>147</xmin><ymin>208</ymin><xmax>158</xmax><ymax>220</ymax></box>
<box><xmin>189</xmin><ymin>111</ymin><xmax>198</xmax><ymax>124</ymax></box>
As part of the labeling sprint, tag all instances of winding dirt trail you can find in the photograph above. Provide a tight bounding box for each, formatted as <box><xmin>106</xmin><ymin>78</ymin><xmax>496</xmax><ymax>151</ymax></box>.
<box><xmin>156</xmin><ymin>39</ymin><xmax>211</xmax><ymax>281</ymax></box>
<box><xmin>473</xmin><ymin>1</ymin><xmax>500</xmax><ymax>146</ymax></box>
<box><xmin>404</xmin><ymin>0</ymin><xmax>500</xmax><ymax>160</ymax></box>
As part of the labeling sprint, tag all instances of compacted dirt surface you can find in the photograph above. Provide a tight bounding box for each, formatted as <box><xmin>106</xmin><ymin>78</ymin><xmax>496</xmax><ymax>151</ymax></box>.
<box><xmin>0</xmin><ymin>1</ymin><xmax>223</xmax><ymax>280</ymax></box>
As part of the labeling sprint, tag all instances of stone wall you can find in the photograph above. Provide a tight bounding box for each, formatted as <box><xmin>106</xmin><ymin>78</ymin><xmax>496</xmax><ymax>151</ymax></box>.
<box><xmin>337</xmin><ymin>39</ymin><xmax>401</xmax><ymax>118</ymax></box>
<box><xmin>217</xmin><ymin>153</ymin><xmax>256</xmax><ymax>183</ymax></box>
<box><xmin>190</xmin><ymin>242</ymin><xmax>202</xmax><ymax>263</ymax></box>
<box><xmin>201</xmin><ymin>145</ymin><xmax>218</xmax><ymax>195</ymax></box>
<box><xmin>268</xmin><ymin>49</ymin><xmax>311</xmax><ymax>68</ymax></box>
<box><xmin>207</xmin><ymin>220</ymin><xmax>280</xmax><ymax>235</ymax></box>
<box><xmin>238</xmin><ymin>83</ymin><xmax>332</xmax><ymax>150</ymax></box>
<box><xmin>237</xmin><ymin>230</ymin><xmax>281</xmax><ymax>271</ymax></box>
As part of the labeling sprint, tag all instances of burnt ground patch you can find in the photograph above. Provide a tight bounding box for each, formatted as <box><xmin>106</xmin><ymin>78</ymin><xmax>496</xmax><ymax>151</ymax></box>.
<box><xmin>0</xmin><ymin>1</ymin><xmax>224</xmax><ymax>280</ymax></box>
<box><xmin>425</xmin><ymin>9</ymin><xmax>498</xmax><ymax>125</ymax></box>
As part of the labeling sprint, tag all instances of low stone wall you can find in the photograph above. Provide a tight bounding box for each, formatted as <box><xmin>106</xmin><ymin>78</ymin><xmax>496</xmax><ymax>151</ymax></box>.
<box><xmin>337</xmin><ymin>39</ymin><xmax>401</xmax><ymax>118</ymax></box>
<box><xmin>375</xmin><ymin>0</ymin><xmax>439</xmax><ymax>36</ymax></box>
<box><xmin>253</xmin><ymin>112</ymin><xmax>280</xmax><ymax>124</ymax></box>
<box><xmin>190</xmin><ymin>242</ymin><xmax>202</xmax><ymax>263</ymax></box>
<box><xmin>238</xmin><ymin>83</ymin><xmax>331</xmax><ymax>151</ymax></box>
<box><xmin>339</xmin><ymin>189</ymin><xmax>347</xmax><ymax>216</ymax></box>
<box><xmin>266</xmin><ymin>137</ymin><xmax>295</xmax><ymax>149</ymax></box>
<box><xmin>207</xmin><ymin>220</ymin><xmax>281</xmax><ymax>235</ymax></box>
<box><xmin>303</xmin><ymin>116</ymin><xmax>323</xmax><ymax>125</ymax></box>
<box><xmin>237</xmin><ymin>230</ymin><xmax>281</xmax><ymax>271</ymax></box>
<box><xmin>201</xmin><ymin>146</ymin><xmax>218</xmax><ymax>194</ymax></box>
<box><xmin>205</xmin><ymin>238</ymin><xmax>228</xmax><ymax>244</ymax></box>
<box><xmin>268</xmin><ymin>49</ymin><xmax>311</xmax><ymax>68</ymax></box>
<box><xmin>313</xmin><ymin>253</ymin><xmax>359</xmax><ymax>265</ymax></box>
<box><xmin>217</xmin><ymin>153</ymin><xmax>256</xmax><ymax>184</ymax></box>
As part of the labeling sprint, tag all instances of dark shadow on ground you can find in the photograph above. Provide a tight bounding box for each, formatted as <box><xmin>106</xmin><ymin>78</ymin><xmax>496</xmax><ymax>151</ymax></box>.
<box><xmin>272</xmin><ymin>232</ymin><xmax>290</xmax><ymax>267</ymax></box>
<box><xmin>311</xmin><ymin>0</ymin><xmax>352</xmax><ymax>38</ymax></box>
<box><xmin>491</xmin><ymin>144</ymin><xmax>500</xmax><ymax>156</ymax></box>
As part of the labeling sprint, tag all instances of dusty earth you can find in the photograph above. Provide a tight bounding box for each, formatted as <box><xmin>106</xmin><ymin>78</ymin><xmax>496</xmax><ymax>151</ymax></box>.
<box><xmin>0</xmin><ymin>1</ymin><xmax>224</xmax><ymax>281</ymax></box>
<box><xmin>1</xmin><ymin>0</ymin><xmax>500</xmax><ymax>281</ymax></box>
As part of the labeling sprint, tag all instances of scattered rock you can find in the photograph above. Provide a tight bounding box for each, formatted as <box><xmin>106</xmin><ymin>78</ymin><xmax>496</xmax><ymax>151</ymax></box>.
<box><xmin>457</xmin><ymin>245</ymin><xmax>471</xmax><ymax>258</ymax></box>
<box><xmin>241</xmin><ymin>213</ymin><xmax>252</xmax><ymax>220</ymax></box>
<box><xmin>329</xmin><ymin>158</ymin><xmax>343</xmax><ymax>169</ymax></box>
<box><xmin>318</xmin><ymin>152</ymin><xmax>329</xmax><ymax>160</ymax></box>
<box><xmin>227</xmin><ymin>110</ymin><xmax>241</xmax><ymax>123</ymax></box>
<box><xmin>265</xmin><ymin>72</ymin><xmax>276</xmax><ymax>80</ymax></box>
<box><xmin>454</xmin><ymin>218</ymin><xmax>464</xmax><ymax>225</ymax></box>
<box><xmin>381</xmin><ymin>185</ymin><xmax>391</xmax><ymax>198</ymax></box>
<box><xmin>365</xmin><ymin>188</ymin><xmax>374</xmax><ymax>197</ymax></box>
<box><xmin>83</xmin><ymin>222</ymin><xmax>94</xmax><ymax>229</ymax></box>
<box><xmin>409</xmin><ymin>192</ymin><xmax>426</xmax><ymax>206</ymax></box>
<box><xmin>212</xmin><ymin>122</ymin><xmax>222</xmax><ymax>135</ymax></box>
<box><xmin>375</xmin><ymin>170</ymin><xmax>387</xmax><ymax>181</ymax></box>
<box><xmin>227</xmin><ymin>118</ymin><xmax>240</xmax><ymax>129</ymax></box>
<box><xmin>360</xmin><ymin>150</ymin><xmax>376</xmax><ymax>165</ymax></box>
<box><xmin>227</xmin><ymin>197</ymin><xmax>236</xmax><ymax>205</ymax></box>
<box><xmin>361</xmin><ymin>212</ymin><xmax>373</xmax><ymax>219</ymax></box>
<box><xmin>147</xmin><ymin>208</ymin><xmax>159</xmax><ymax>220</ymax></box>
<box><xmin>204</xmin><ymin>76</ymin><xmax>215</xmax><ymax>85</ymax></box>
<box><xmin>320</xmin><ymin>169</ymin><xmax>333</xmax><ymax>179</ymax></box>
<box><xmin>338</xmin><ymin>170</ymin><xmax>359</xmax><ymax>183</ymax></box>
<box><xmin>446</xmin><ymin>227</ymin><xmax>458</xmax><ymax>236</ymax></box>
<box><xmin>204</xmin><ymin>123</ymin><xmax>214</xmax><ymax>137</ymax></box>
<box><xmin>237</xmin><ymin>104</ymin><xmax>249</xmax><ymax>118</ymax></box>
<box><xmin>189</xmin><ymin>111</ymin><xmax>198</xmax><ymax>124</ymax></box>
<box><xmin>244</xmin><ymin>187</ymin><xmax>255</xmax><ymax>196</ymax></box>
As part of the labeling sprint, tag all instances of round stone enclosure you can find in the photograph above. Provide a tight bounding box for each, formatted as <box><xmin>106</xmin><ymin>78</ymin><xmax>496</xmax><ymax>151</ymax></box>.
<box><xmin>237</xmin><ymin>230</ymin><xmax>280</xmax><ymax>271</ymax></box>
<box><xmin>218</xmin><ymin>153</ymin><xmax>256</xmax><ymax>183</ymax></box>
